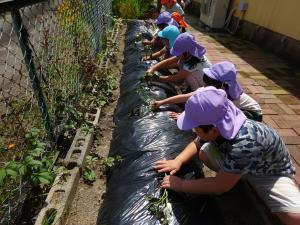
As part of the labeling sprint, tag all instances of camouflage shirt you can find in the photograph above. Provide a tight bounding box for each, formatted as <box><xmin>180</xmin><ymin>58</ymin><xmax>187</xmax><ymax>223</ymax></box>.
<box><xmin>216</xmin><ymin>119</ymin><xmax>295</xmax><ymax>176</ymax></box>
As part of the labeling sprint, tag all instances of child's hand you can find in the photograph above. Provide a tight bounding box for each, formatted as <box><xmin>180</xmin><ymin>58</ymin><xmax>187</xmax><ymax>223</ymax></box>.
<box><xmin>142</xmin><ymin>55</ymin><xmax>152</xmax><ymax>61</ymax></box>
<box><xmin>181</xmin><ymin>0</ymin><xmax>186</xmax><ymax>9</ymax></box>
<box><xmin>154</xmin><ymin>159</ymin><xmax>182</xmax><ymax>175</ymax></box>
<box><xmin>152</xmin><ymin>100</ymin><xmax>162</xmax><ymax>109</ymax></box>
<box><xmin>169</xmin><ymin>112</ymin><xmax>181</xmax><ymax>120</ymax></box>
<box><xmin>147</xmin><ymin>68</ymin><xmax>154</xmax><ymax>74</ymax></box>
<box><xmin>142</xmin><ymin>40</ymin><xmax>151</xmax><ymax>46</ymax></box>
<box><xmin>161</xmin><ymin>175</ymin><xmax>184</xmax><ymax>192</ymax></box>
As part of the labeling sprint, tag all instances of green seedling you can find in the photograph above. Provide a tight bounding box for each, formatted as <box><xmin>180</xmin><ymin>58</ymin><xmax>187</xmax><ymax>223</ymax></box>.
<box><xmin>83</xmin><ymin>169</ymin><xmax>96</xmax><ymax>184</ymax></box>
<box><xmin>83</xmin><ymin>155</ymin><xmax>98</xmax><ymax>184</ymax></box>
<box><xmin>102</xmin><ymin>155</ymin><xmax>123</xmax><ymax>169</ymax></box>
<box><xmin>134</xmin><ymin>85</ymin><xmax>156</xmax><ymax>116</ymax></box>
<box><xmin>139</xmin><ymin>72</ymin><xmax>159</xmax><ymax>84</ymax></box>
<box><xmin>141</xmin><ymin>45</ymin><xmax>153</xmax><ymax>59</ymax></box>
<box><xmin>81</xmin><ymin>123</ymin><xmax>94</xmax><ymax>135</ymax></box>
<box><xmin>135</xmin><ymin>33</ymin><xmax>145</xmax><ymax>43</ymax></box>
<box><xmin>147</xmin><ymin>188</ymin><xmax>171</xmax><ymax>225</ymax></box>
<box><xmin>42</xmin><ymin>208</ymin><xmax>57</xmax><ymax>225</ymax></box>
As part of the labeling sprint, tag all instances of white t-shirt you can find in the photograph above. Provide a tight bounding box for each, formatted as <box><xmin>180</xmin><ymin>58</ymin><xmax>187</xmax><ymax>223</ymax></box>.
<box><xmin>164</xmin><ymin>3</ymin><xmax>184</xmax><ymax>16</ymax></box>
<box><xmin>233</xmin><ymin>93</ymin><xmax>262</xmax><ymax>115</ymax></box>
<box><xmin>180</xmin><ymin>55</ymin><xmax>212</xmax><ymax>91</ymax></box>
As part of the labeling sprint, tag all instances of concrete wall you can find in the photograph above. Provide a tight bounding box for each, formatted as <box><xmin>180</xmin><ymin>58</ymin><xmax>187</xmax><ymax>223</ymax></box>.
<box><xmin>230</xmin><ymin>0</ymin><xmax>300</xmax><ymax>41</ymax></box>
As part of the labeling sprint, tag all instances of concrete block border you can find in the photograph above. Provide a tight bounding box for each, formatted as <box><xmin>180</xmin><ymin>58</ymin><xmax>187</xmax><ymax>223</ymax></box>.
<box><xmin>34</xmin><ymin>167</ymin><xmax>80</xmax><ymax>225</ymax></box>
<box><xmin>85</xmin><ymin>107</ymin><xmax>101</xmax><ymax>127</ymax></box>
<box><xmin>34</xmin><ymin>110</ymin><xmax>96</xmax><ymax>225</ymax></box>
<box><xmin>99</xmin><ymin>22</ymin><xmax>121</xmax><ymax>70</ymax></box>
<box><xmin>64</xmin><ymin>127</ymin><xmax>94</xmax><ymax>170</ymax></box>
<box><xmin>64</xmin><ymin>107</ymin><xmax>100</xmax><ymax>169</ymax></box>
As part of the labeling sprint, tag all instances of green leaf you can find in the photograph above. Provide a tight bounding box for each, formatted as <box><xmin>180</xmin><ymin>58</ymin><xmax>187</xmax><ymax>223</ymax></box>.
<box><xmin>5</xmin><ymin>161</ymin><xmax>19</xmax><ymax>170</ymax></box>
<box><xmin>19</xmin><ymin>164</ymin><xmax>27</xmax><ymax>176</ymax></box>
<box><xmin>36</xmin><ymin>142</ymin><xmax>46</xmax><ymax>148</ymax></box>
<box><xmin>6</xmin><ymin>168</ymin><xmax>18</xmax><ymax>179</ymax></box>
<box><xmin>42</xmin><ymin>208</ymin><xmax>57</xmax><ymax>225</ymax></box>
<box><xmin>25</xmin><ymin>133</ymin><xmax>31</xmax><ymax>139</ymax></box>
<box><xmin>25</xmin><ymin>155</ymin><xmax>34</xmax><ymax>164</ymax></box>
<box><xmin>26</xmin><ymin>157</ymin><xmax>43</xmax><ymax>167</ymax></box>
<box><xmin>83</xmin><ymin>170</ymin><xmax>96</xmax><ymax>184</ymax></box>
<box><xmin>30</xmin><ymin>147</ymin><xmax>43</xmax><ymax>157</ymax></box>
<box><xmin>147</xmin><ymin>197</ymin><xmax>160</xmax><ymax>203</ymax></box>
<box><xmin>0</xmin><ymin>169</ymin><xmax>7</xmax><ymax>185</ymax></box>
<box><xmin>37</xmin><ymin>172</ymin><xmax>53</xmax><ymax>185</ymax></box>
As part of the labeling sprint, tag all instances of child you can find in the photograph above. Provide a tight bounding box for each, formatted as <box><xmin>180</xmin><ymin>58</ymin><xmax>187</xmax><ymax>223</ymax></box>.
<box><xmin>155</xmin><ymin>86</ymin><xmax>300</xmax><ymax>225</ymax></box>
<box><xmin>153</xmin><ymin>61</ymin><xmax>263</xmax><ymax>122</ymax></box>
<box><xmin>143</xmin><ymin>25</ymin><xmax>180</xmax><ymax>61</ymax></box>
<box><xmin>143</xmin><ymin>11</ymin><xmax>179</xmax><ymax>47</ymax></box>
<box><xmin>171</xmin><ymin>12</ymin><xmax>187</xmax><ymax>33</ymax></box>
<box><xmin>147</xmin><ymin>32</ymin><xmax>211</xmax><ymax>91</ymax></box>
<box><xmin>178</xmin><ymin>0</ymin><xmax>191</xmax><ymax>10</ymax></box>
<box><xmin>161</xmin><ymin>0</ymin><xmax>184</xmax><ymax>16</ymax></box>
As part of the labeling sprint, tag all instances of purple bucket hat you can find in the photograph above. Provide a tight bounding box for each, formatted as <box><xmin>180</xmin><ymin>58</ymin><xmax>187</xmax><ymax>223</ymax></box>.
<box><xmin>177</xmin><ymin>86</ymin><xmax>246</xmax><ymax>140</ymax></box>
<box><xmin>170</xmin><ymin>33</ymin><xmax>206</xmax><ymax>58</ymax></box>
<box><xmin>155</xmin><ymin>11</ymin><xmax>179</xmax><ymax>27</ymax></box>
<box><xmin>203</xmin><ymin>61</ymin><xmax>243</xmax><ymax>100</ymax></box>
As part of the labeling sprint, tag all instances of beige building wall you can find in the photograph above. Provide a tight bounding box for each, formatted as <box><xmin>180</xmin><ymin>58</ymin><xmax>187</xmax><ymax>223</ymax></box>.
<box><xmin>230</xmin><ymin>0</ymin><xmax>300</xmax><ymax>41</ymax></box>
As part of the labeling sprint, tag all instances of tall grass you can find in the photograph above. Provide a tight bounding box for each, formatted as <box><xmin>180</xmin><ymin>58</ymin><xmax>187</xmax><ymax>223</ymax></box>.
<box><xmin>113</xmin><ymin>0</ymin><xmax>154</xmax><ymax>19</ymax></box>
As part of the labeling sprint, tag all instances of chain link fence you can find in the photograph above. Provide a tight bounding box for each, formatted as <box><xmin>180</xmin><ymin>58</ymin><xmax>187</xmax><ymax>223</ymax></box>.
<box><xmin>0</xmin><ymin>0</ymin><xmax>112</xmax><ymax>223</ymax></box>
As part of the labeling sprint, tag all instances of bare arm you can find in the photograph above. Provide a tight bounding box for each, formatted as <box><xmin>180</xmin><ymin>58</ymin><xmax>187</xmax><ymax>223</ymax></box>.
<box><xmin>153</xmin><ymin>92</ymin><xmax>194</xmax><ymax>108</ymax></box>
<box><xmin>161</xmin><ymin>170</ymin><xmax>241</xmax><ymax>195</ymax></box>
<box><xmin>158</xmin><ymin>69</ymin><xmax>190</xmax><ymax>83</ymax></box>
<box><xmin>151</xmin><ymin>47</ymin><xmax>166</xmax><ymax>59</ymax></box>
<box><xmin>142</xmin><ymin>33</ymin><xmax>158</xmax><ymax>46</ymax></box>
<box><xmin>175</xmin><ymin>141</ymin><xmax>199</xmax><ymax>164</ymax></box>
<box><xmin>155</xmin><ymin>141</ymin><xmax>198</xmax><ymax>175</ymax></box>
<box><xmin>148</xmin><ymin>56</ymin><xmax>178</xmax><ymax>73</ymax></box>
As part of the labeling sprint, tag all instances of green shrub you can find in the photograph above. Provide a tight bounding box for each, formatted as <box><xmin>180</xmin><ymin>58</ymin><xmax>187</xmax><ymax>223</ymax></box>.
<box><xmin>113</xmin><ymin>0</ymin><xmax>153</xmax><ymax>19</ymax></box>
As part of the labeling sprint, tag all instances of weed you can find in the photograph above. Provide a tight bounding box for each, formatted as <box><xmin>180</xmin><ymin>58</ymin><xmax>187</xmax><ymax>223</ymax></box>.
<box><xmin>113</xmin><ymin>0</ymin><xmax>153</xmax><ymax>19</ymax></box>
<box><xmin>0</xmin><ymin>128</ymin><xmax>57</xmax><ymax>215</ymax></box>
<box><xmin>83</xmin><ymin>169</ymin><xmax>96</xmax><ymax>184</ymax></box>
<box><xmin>42</xmin><ymin>208</ymin><xmax>57</xmax><ymax>225</ymax></box>
<box><xmin>0</xmin><ymin>129</ymin><xmax>56</xmax><ymax>188</ymax></box>
<box><xmin>81</xmin><ymin>123</ymin><xmax>94</xmax><ymax>135</ymax></box>
<box><xmin>83</xmin><ymin>155</ymin><xmax>99</xmax><ymax>184</ymax></box>
<box><xmin>102</xmin><ymin>155</ymin><xmax>123</xmax><ymax>169</ymax></box>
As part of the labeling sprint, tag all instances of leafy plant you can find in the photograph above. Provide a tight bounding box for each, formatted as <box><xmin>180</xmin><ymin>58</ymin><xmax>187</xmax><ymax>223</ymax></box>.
<box><xmin>0</xmin><ymin>128</ymin><xmax>56</xmax><ymax>188</ymax></box>
<box><xmin>147</xmin><ymin>188</ymin><xmax>171</xmax><ymax>225</ymax></box>
<box><xmin>81</xmin><ymin>123</ymin><xmax>94</xmax><ymax>135</ymax></box>
<box><xmin>83</xmin><ymin>169</ymin><xmax>96</xmax><ymax>184</ymax></box>
<box><xmin>113</xmin><ymin>0</ymin><xmax>152</xmax><ymax>19</ymax></box>
<box><xmin>134</xmin><ymin>85</ymin><xmax>155</xmax><ymax>116</ymax></box>
<box><xmin>134</xmin><ymin>32</ymin><xmax>147</xmax><ymax>44</ymax></box>
<box><xmin>141</xmin><ymin>45</ymin><xmax>153</xmax><ymax>58</ymax></box>
<box><xmin>109</xmin><ymin>14</ymin><xmax>123</xmax><ymax>27</ymax></box>
<box><xmin>62</xmin><ymin>105</ymin><xmax>84</xmax><ymax>138</ymax></box>
<box><xmin>0</xmin><ymin>129</ymin><xmax>56</xmax><ymax>215</ymax></box>
<box><xmin>83</xmin><ymin>155</ymin><xmax>99</xmax><ymax>184</ymax></box>
<box><xmin>139</xmin><ymin>72</ymin><xmax>159</xmax><ymax>84</ymax></box>
<box><xmin>102</xmin><ymin>155</ymin><xmax>123</xmax><ymax>169</ymax></box>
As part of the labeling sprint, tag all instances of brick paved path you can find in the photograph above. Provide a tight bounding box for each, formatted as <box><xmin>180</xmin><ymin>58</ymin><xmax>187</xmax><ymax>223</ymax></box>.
<box><xmin>186</xmin><ymin>15</ymin><xmax>300</xmax><ymax>185</ymax></box>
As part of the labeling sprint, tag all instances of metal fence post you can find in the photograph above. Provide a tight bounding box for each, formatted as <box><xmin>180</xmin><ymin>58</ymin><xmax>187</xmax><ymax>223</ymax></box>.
<box><xmin>11</xmin><ymin>9</ymin><xmax>54</xmax><ymax>141</ymax></box>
